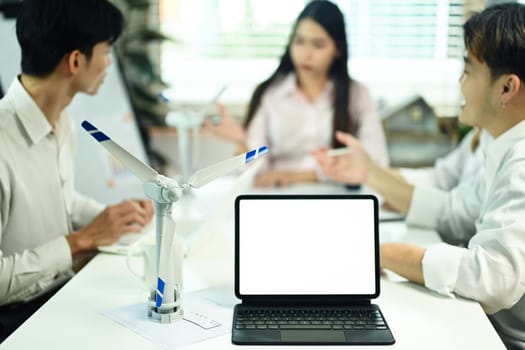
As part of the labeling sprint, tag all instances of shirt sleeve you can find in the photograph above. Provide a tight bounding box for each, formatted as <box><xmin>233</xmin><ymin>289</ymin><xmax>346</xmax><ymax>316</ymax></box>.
<box><xmin>0</xmin><ymin>164</ymin><xmax>72</xmax><ymax>305</ymax></box>
<box><xmin>70</xmin><ymin>190</ymin><xmax>105</xmax><ymax>230</ymax></box>
<box><xmin>0</xmin><ymin>237</ymin><xmax>72</xmax><ymax>305</ymax></box>
<box><xmin>424</xmin><ymin>223</ymin><xmax>525</xmax><ymax>314</ymax></box>
<box><xmin>405</xmin><ymin>184</ymin><xmax>448</xmax><ymax>228</ymax></box>
<box><xmin>422</xmin><ymin>242</ymin><xmax>465</xmax><ymax>297</ymax></box>
<box><xmin>423</xmin><ymin>160</ymin><xmax>525</xmax><ymax>314</ymax></box>
<box><xmin>351</xmin><ymin>82</ymin><xmax>389</xmax><ymax>167</ymax></box>
<box><xmin>398</xmin><ymin>166</ymin><xmax>436</xmax><ymax>187</ymax></box>
<box><xmin>407</xmin><ymin>176</ymin><xmax>481</xmax><ymax>246</ymax></box>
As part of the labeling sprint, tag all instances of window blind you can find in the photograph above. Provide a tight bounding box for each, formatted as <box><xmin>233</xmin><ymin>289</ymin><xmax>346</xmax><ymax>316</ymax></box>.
<box><xmin>160</xmin><ymin>0</ymin><xmax>481</xmax><ymax>61</ymax></box>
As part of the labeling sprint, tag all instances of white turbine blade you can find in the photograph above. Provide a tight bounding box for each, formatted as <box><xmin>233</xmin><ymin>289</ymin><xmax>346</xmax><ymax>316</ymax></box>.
<box><xmin>188</xmin><ymin>146</ymin><xmax>268</xmax><ymax>188</ymax></box>
<box><xmin>192</xmin><ymin>125</ymin><xmax>200</xmax><ymax>171</ymax></box>
<box><xmin>81</xmin><ymin>120</ymin><xmax>159</xmax><ymax>183</ymax></box>
<box><xmin>156</xmin><ymin>214</ymin><xmax>175</xmax><ymax>308</ymax></box>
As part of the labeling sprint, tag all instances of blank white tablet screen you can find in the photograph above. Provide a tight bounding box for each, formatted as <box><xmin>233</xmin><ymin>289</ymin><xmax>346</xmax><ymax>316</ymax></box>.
<box><xmin>238</xmin><ymin>197</ymin><xmax>376</xmax><ymax>295</ymax></box>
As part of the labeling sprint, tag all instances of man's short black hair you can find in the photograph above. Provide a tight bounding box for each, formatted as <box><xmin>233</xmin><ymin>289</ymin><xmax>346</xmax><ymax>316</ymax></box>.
<box><xmin>464</xmin><ymin>3</ymin><xmax>525</xmax><ymax>82</ymax></box>
<box><xmin>16</xmin><ymin>0</ymin><xmax>124</xmax><ymax>77</ymax></box>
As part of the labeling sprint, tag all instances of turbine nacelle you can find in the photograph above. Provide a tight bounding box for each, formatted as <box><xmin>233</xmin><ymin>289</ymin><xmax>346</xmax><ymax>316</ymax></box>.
<box><xmin>143</xmin><ymin>176</ymin><xmax>184</xmax><ymax>203</ymax></box>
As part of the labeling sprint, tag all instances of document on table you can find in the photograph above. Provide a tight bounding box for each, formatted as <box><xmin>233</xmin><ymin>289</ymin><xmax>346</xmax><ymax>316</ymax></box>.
<box><xmin>379</xmin><ymin>208</ymin><xmax>404</xmax><ymax>222</ymax></box>
<box><xmin>103</xmin><ymin>292</ymin><xmax>232</xmax><ymax>349</ymax></box>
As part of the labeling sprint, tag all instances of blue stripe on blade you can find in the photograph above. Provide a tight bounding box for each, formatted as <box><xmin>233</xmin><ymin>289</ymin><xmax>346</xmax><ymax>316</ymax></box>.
<box><xmin>245</xmin><ymin>149</ymin><xmax>256</xmax><ymax>163</ymax></box>
<box><xmin>156</xmin><ymin>292</ymin><xmax>163</xmax><ymax>308</ymax></box>
<box><xmin>81</xmin><ymin>120</ymin><xmax>97</xmax><ymax>131</ymax></box>
<box><xmin>156</xmin><ymin>278</ymin><xmax>165</xmax><ymax>307</ymax></box>
<box><xmin>258</xmin><ymin>146</ymin><xmax>268</xmax><ymax>155</ymax></box>
<box><xmin>92</xmin><ymin>131</ymin><xmax>110</xmax><ymax>142</ymax></box>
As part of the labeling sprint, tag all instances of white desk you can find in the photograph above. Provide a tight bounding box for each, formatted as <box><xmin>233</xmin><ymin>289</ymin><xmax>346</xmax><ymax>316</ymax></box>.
<box><xmin>0</xmin><ymin>182</ymin><xmax>506</xmax><ymax>350</ymax></box>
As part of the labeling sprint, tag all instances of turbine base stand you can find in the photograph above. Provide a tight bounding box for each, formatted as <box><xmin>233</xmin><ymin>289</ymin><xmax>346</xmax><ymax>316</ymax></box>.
<box><xmin>147</xmin><ymin>289</ymin><xmax>184</xmax><ymax>323</ymax></box>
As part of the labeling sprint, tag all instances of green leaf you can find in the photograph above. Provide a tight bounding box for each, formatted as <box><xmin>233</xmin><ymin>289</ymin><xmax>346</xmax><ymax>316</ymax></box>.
<box><xmin>121</xmin><ymin>0</ymin><xmax>150</xmax><ymax>10</ymax></box>
<box><xmin>127</xmin><ymin>29</ymin><xmax>176</xmax><ymax>43</ymax></box>
<box><xmin>135</xmin><ymin>109</ymin><xmax>166</xmax><ymax>126</ymax></box>
<box><xmin>456</xmin><ymin>123</ymin><xmax>473</xmax><ymax>142</ymax></box>
<box><xmin>129</xmin><ymin>93</ymin><xmax>169</xmax><ymax>126</ymax></box>
<box><xmin>130</xmin><ymin>84</ymin><xmax>159</xmax><ymax>103</ymax></box>
<box><xmin>149</xmin><ymin>75</ymin><xmax>170</xmax><ymax>89</ymax></box>
<box><xmin>124</xmin><ymin>51</ymin><xmax>156</xmax><ymax>80</ymax></box>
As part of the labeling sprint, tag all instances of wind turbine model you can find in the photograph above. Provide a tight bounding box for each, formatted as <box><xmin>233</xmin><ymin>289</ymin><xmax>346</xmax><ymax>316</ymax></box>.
<box><xmin>81</xmin><ymin>120</ymin><xmax>268</xmax><ymax>323</ymax></box>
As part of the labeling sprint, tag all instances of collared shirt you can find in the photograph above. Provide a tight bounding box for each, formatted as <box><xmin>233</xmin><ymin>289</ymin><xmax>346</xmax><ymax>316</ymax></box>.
<box><xmin>246</xmin><ymin>74</ymin><xmax>389</xmax><ymax>178</ymax></box>
<box><xmin>0</xmin><ymin>78</ymin><xmax>104</xmax><ymax>305</ymax></box>
<box><xmin>407</xmin><ymin>120</ymin><xmax>525</xmax><ymax>348</ymax></box>
<box><xmin>399</xmin><ymin>129</ymin><xmax>488</xmax><ymax>190</ymax></box>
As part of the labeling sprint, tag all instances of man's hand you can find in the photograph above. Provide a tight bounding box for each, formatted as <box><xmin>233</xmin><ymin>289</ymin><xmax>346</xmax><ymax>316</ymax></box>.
<box><xmin>312</xmin><ymin>131</ymin><xmax>371</xmax><ymax>184</ymax></box>
<box><xmin>66</xmin><ymin>199</ymin><xmax>154</xmax><ymax>255</ymax></box>
<box><xmin>135</xmin><ymin>198</ymin><xmax>154</xmax><ymax>222</ymax></box>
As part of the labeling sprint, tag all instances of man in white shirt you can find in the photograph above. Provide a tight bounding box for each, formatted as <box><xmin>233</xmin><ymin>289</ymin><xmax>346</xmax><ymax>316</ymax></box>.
<box><xmin>314</xmin><ymin>3</ymin><xmax>525</xmax><ymax>349</ymax></box>
<box><xmin>0</xmin><ymin>0</ymin><xmax>154</xmax><ymax>341</ymax></box>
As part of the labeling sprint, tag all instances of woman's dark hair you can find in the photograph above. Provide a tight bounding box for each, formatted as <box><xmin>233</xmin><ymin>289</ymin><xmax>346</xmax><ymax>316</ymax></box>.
<box><xmin>464</xmin><ymin>3</ymin><xmax>525</xmax><ymax>82</ymax></box>
<box><xmin>244</xmin><ymin>0</ymin><xmax>354</xmax><ymax>147</ymax></box>
<box><xmin>16</xmin><ymin>0</ymin><xmax>124</xmax><ymax>77</ymax></box>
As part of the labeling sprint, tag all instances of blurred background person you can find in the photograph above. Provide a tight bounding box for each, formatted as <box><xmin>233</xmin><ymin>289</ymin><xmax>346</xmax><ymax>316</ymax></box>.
<box><xmin>203</xmin><ymin>0</ymin><xmax>388</xmax><ymax>187</ymax></box>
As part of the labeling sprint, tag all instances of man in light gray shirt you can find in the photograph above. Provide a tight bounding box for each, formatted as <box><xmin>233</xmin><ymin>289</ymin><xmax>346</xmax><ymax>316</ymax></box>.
<box><xmin>0</xmin><ymin>0</ymin><xmax>154</xmax><ymax>341</ymax></box>
<box><xmin>314</xmin><ymin>3</ymin><xmax>525</xmax><ymax>349</ymax></box>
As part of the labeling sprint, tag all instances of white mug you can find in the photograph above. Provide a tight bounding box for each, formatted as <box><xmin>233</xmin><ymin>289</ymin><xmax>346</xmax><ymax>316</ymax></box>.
<box><xmin>126</xmin><ymin>234</ymin><xmax>185</xmax><ymax>291</ymax></box>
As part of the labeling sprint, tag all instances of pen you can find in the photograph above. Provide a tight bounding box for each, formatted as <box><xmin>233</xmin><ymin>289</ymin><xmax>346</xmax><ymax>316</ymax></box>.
<box><xmin>326</xmin><ymin>147</ymin><xmax>352</xmax><ymax>157</ymax></box>
<box><xmin>205</xmin><ymin>85</ymin><xmax>228</xmax><ymax>124</ymax></box>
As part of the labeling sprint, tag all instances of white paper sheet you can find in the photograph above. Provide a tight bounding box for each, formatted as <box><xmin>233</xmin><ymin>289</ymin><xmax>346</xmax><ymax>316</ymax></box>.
<box><xmin>103</xmin><ymin>293</ymin><xmax>232</xmax><ymax>349</ymax></box>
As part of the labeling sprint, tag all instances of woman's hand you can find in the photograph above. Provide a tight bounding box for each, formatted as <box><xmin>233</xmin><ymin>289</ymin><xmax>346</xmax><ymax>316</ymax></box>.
<box><xmin>254</xmin><ymin>170</ymin><xmax>318</xmax><ymax>187</ymax></box>
<box><xmin>202</xmin><ymin>103</ymin><xmax>246</xmax><ymax>143</ymax></box>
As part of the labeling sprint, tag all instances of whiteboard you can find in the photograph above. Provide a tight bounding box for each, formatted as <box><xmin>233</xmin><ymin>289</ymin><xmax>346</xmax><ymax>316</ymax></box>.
<box><xmin>68</xmin><ymin>57</ymin><xmax>148</xmax><ymax>204</ymax></box>
<box><xmin>0</xmin><ymin>17</ymin><xmax>19</xmax><ymax>90</ymax></box>
<box><xmin>0</xmin><ymin>16</ymin><xmax>147</xmax><ymax>204</ymax></box>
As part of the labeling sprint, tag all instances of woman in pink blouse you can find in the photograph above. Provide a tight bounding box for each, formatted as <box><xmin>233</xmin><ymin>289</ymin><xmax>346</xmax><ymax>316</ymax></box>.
<box><xmin>204</xmin><ymin>0</ymin><xmax>389</xmax><ymax>187</ymax></box>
